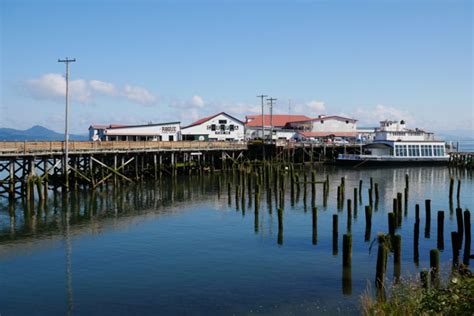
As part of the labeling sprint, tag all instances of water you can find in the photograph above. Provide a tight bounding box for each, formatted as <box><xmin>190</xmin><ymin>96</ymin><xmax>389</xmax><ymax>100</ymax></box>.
<box><xmin>0</xmin><ymin>166</ymin><xmax>472</xmax><ymax>315</ymax></box>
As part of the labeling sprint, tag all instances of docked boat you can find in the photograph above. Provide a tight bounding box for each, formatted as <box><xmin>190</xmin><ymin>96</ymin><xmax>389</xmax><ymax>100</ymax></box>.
<box><xmin>337</xmin><ymin>120</ymin><xmax>449</xmax><ymax>165</ymax></box>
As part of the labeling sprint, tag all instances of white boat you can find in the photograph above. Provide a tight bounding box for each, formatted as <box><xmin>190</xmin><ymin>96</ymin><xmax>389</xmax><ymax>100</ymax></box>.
<box><xmin>337</xmin><ymin>120</ymin><xmax>449</xmax><ymax>165</ymax></box>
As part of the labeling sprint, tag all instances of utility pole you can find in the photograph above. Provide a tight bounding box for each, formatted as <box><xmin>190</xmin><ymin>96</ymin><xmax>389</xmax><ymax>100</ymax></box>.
<box><xmin>58</xmin><ymin>57</ymin><xmax>76</xmax><ymax>190</ymax></box>
<box><xmin>267</xmin><ymin>97</ymin><xmax>277</xmax><ymax>145</ymax></box>
<box><xmin>257</xmin><ymin>94</ymin><xmax>268</xmax><ymax>159</ymax></box>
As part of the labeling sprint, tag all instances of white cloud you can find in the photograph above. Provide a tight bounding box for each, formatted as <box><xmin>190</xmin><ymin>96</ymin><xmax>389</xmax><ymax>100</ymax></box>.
<box><xmin>89</xmin><ymin>80</ymin><xmax>116</xmax><ymax>95</ymax></box>
<box><xmin>306</xmin><ymin>100</ymin><xmax>326</xmax><ymax>112</ymax></box>
<box><xmin>123</xmin><ymin>85</ymin><xmax>157</xmax><ymax>105</ymax></box>
<box><xmin>24</xmin><ymin>73</ymin><xmax>157</xmax><ymax>106</ymax></box>
<box><xmin>354</xmin><ymin>104</ymin><xmax>415</xmax><ymax>126</ymax></box>
<box><xmin>191</xmin><ymin>95</ymin><xmax>205</xmax><ymax>108</ymax></box>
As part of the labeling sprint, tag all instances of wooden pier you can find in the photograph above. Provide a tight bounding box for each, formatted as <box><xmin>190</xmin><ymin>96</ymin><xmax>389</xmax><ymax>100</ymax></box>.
<box><xmin>0</xmin><ymin>141</ymin><xmax>247</xmax><ymax>200</ymax></box>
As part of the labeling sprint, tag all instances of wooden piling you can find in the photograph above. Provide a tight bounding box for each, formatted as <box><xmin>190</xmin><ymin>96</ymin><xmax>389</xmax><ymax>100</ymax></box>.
<box><xmin>393</xmin><ymin>234</ymin><xmax>401</xmax><ymax>280</ymax></box>
<box><xmin>420</xmin><ymin>270</ymin><xmax>429</xmax><ymax>289</ymax></box>
<box><xmin>342</xmin><ymin>234</ymin><xmax>352</xmax><ymax>268</ymax></box>
<box><xmin>425</xmin><ymin>199</ymin><xmax>431</xmax><ymax>238</ymax></box>
<box><xmin>333</xmin><ymin>214</ymin><xmax>338</xmax><ymax>255</ymax></box>
<box><xmin>437</xmin><ymin>211</ymin><xmax>444</xmax><ymax>250</ymax></box>
<box><xmin>456</xmin><ymin>179</ymin><xmax>461</xmax><ymax>202</ymax></box>
<box><xmin>227</xmin><ymin>182</ymin><xmax>231</xmax><ymax>206</ymax></box>
<box><xmin>456</xmin><ymin>208</ymin><xmax>464</xmax><ymax>249</ymax></box>
<box><xmin>358</xmin><ymin>179</ymin><xmax>362</xmax><ymax>202</ymax></box>
<box><xmin>414</xmin><ymin>220</ymin><xmax>420</xmax><ymax>266</ymax></box>
<box><xmin>365</xmin><ymin>205</ymin><xmax>372</xmax><ymax>241</ymax></box>
<box><xmin>353</xmin><ymin>187</ymin><xmax>358</xmax><ymax>214</ymax></box>
<box><xmin>375</xmin><ymin>235</ymin><xmax>388</xmax><ymax>290</ymax></box>
<box><xmin>347</xmin><ymin>199</ymin><xmax>352</xmax><ymax>232</ymax></box>
<box><xmin>388</xmin><ymin>212</ymin><xmax>396</xmax><ymax>235</ymax></box>
<box><xmin>430</xmin><ymin>249</ymin><xmax>440</xmax><ymax>288</ymax></box>
<box><xmin>277</xmin><ymin>207</ymin><xmax>283</xmax><ymax>245</ymax></box>
<box><xmin>374</xmin><ymin>183</ymin><xmax>379</xmax><ymax>206</ymax></box>
<box><xmin>312</xmin><ymin>206</ymin><xmax>318</xmax><ymax>245</ymax></box>
<box><xmin>452</xmin><ymin>231</ymin><xmax>459</xmax><ymax>266</ymax></box>
<box><xmin>449</xmin><ymin>177</ymin><xmax>454</xmax><ymax>201</ymax></box>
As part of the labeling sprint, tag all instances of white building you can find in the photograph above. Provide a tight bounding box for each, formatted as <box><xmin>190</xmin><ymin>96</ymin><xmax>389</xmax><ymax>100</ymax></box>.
<box><xmin>374</xmin><ymin>120</ymin><xmax>434</xmax><ymax>142</ymax></box>
<box><xmin>285</xmin><ymin>115</ymin><xmax>358</xmax><ymax>140</ymax></box>
<box><xmin>89</xmin><ymin>122</ymin><xmax>181</xmax><ymax>141</ymax></box>
<box><xmin>181</xmin><ymin>112</ymin><xmax>244</xmax><ymax>141</ymax></box>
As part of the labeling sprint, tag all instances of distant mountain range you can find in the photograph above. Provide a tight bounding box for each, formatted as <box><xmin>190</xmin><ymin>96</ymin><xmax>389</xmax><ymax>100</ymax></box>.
<box><xmin>0</xmin><ymin>125</ymin><xmax>88</xmax><ymax>141</ymax></box>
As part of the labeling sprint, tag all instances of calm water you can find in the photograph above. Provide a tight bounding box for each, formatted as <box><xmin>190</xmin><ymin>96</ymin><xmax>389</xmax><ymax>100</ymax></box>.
<box><xmin>0</xmin><ymin>166</ymin><xmax>472</xmax><ymax>315</ymax></box>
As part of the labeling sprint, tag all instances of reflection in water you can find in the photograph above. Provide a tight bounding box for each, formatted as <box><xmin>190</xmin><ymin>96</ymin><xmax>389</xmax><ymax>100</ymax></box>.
<box><xmin>0</xmin><ymin>166</ymin><xmax>472</xmax><ymax>315</ymax></box>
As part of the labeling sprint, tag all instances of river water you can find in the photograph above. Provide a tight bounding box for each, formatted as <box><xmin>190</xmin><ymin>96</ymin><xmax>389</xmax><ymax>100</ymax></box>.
<box><xmin>0</xmin><ymin>166</ymin><xmax>472</xmax><ymax>315</ymax></box>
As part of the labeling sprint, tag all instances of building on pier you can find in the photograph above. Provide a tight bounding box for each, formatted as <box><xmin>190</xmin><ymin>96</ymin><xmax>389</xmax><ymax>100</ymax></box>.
<box><xmin>285</xmin><ymin>115</ymin><xmax>358</xmax><ymax>141</ymax></box>
<box><xmin>181</xmin><ymin>112</ymin><xmax>245</xmax><ymax>141</ymax></box>
<box><xmin>244</xmin><ymin>114</ymin><xmax>310</xmax><ymax>141</ymax></box>
<box><xmin>89</xmin><ymin>122</ymin><xmax>181</xmax><ymax>141</ymax></box>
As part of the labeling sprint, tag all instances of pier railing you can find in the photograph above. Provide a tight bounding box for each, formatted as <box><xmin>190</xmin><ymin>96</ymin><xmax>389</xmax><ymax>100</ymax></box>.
<box><xmin>0</xmin><ymin>141</ymin><xmax>247</xmax><ymax>156</ymax></box>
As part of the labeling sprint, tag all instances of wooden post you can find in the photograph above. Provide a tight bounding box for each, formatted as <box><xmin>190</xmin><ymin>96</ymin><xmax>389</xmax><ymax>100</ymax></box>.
<box><xmin>456</xmin><ymin>208</ymin><xmax>464</xmax><ymax>249</ymax></box>
<box><xmin>425</xmin><ymin>199</ymin><xmax>431</xmax><ymax>238</ymax></box>
<box><xmin>365</xmin><ymin>205</ymin><xmax>372</xmax><ymax>241</ymax></box>
<box><xmin>347</xmin><ymin>199</ymin><xmax>352</xmax><ymax>233</ymax></box>
<box><xmin>353</xmin><ymin>187</ymin><xmax>358</xmax><ymax>214</ymax></box>
<box><xmin>393</xmin><ymin>234</ymin><xmax>401</xmax><ymax>280</ymax></box>
<box><xmin>375</xmin><ymin>235</ymin><xmax>388</xmax><ymax>290</ymax></box>
<box><xmin>430</xmin><ymin>249</ymin><xmax>440</xmax><ymax>288</ymax></box>
<box><xmin>420</xmin><ymin>270</ymin><xmax>429</xmax><ymax>289</ymax></box>
<box><xmin>388</xmin><ymin>212</ymin><xmax>396</xmax><ymax>235</ymax></box>
<box><xmin>452</xmin><ymin>231</ymin><xmax>459</xmax><ymax>266</ymax></box>
<box><xmin>374</xmin><ymin>183</ymin><xmax>379</xmax><ymax>207</ymax></box>
<box><xmin>414</xmin><ymin>220</ymin><xmax>420</xmax><ymax>266</ymax></box>
<box><xmin>437</xmin><ymin>211</ymin><xmax>444</xmax><ymax>250</ymax></box>
<box><xmin>449</xmin><ymin>177</ymin><xmax>454</xmax><ymax>201</ymax></box>
<box><xmin>358</xmin><ymin>179</ymin><xmax>362</xmax><ymax>202</ymax></box>
<box><xmin>343</xmin><ymin>234</ymin><xmax>352</xmax><ymax>268</ymax></box>
<box><xmin>456</xmin><ymin>179</ymin><xmax>461</xmax><ymax>202</ymax></box>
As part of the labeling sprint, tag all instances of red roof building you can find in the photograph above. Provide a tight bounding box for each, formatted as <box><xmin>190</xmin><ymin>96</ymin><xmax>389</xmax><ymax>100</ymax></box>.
<box><xmin>245</xmin><ymin>114</ymin><xmax>311</xmax><ymax>128</ymax></box>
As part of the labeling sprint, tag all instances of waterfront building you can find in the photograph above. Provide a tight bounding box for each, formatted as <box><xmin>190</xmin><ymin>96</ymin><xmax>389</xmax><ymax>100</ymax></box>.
<box><xmin>89</xmin><ymin>122</ymin><xmax>181</xmax><ymax>141</ymax></box>
<box><xmin>285</xmin><ymin>115</ymin><xmax>358</xmax><ymax>141</ymax></box>
<box><xmin>181</xmin><ymin>112</ymin><xmax>244</xmax><ymax>141</ymax></box>
<box><xmin>244</xmin><ymin>114</ymin><xmax>310</xmax><ymax>140</ymax></box>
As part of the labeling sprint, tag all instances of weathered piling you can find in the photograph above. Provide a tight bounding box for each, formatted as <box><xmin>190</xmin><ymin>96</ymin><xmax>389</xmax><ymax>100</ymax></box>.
<box><xmin>342</xmin><ymin>266</ymin><xmax>352</xmax><ymax>296</ymax></box>
<box><xmin>353</xmin><ymin>187</ymin><xmax>358</xmax><ymax>214</ymax></box>
<box><xmin>365</xmin><ymin>205</ymin><xmax>372</xmax><ymax>241</ymax></box>
<box><xmin>358</xmin><ymin>179</ymin><xmax>362</xmax><ymax>202</ymax></box>
<box><xmin>456</xmin><ymin>208</ymin><xmax>464</xmax><ymax>249</ymax></box>
<box><xmin>375</xmin><ymin>235</ymin><xmax>388</xmax><ymax>290</ymax></box>
<box><xmin>277</xmin><ymin>207</ymin><xmax>283</xmax><ymax>245</ymax></box>
<box><xmin>456</xmin><ymin>179</ymin><xmax>461</xmax><ymax>203</ymax></box>
<box><xmin>397</xmin><ymin>192</ymin><xmax>403</xmax><ymax>222</ymax></box>
<box><xmin>388</xmin><ymin>212</ymin><xmax>396</xmax><ymax>235</ymax></box>
<box><xmin>393</xmin><ymin>234</ymin><xmax>401</xmax><ymax>280</ymax></box>
<box><xmin>414</xmin><ymin>219</ymin><xmax>420</xmax><ymax>266</ymax></box>
<box><xmin>404</xmin><ymin>187</ymin><xmax>408</xmax><ymax>215</ymax></box>
<box><xmin>425</xmin><ymin>199</ymin><xmax>431</xmax><ymax>238</ymax></box>
<box><xmin>463</xmin><ymin>210</ymin><xmax>471</xmax><ymax>265</ymax></box>
<box><xmin>235</xmin><ymin>185</ymin><xmax>240</xmax><ymax>210</ymax></box>
<box><xmin>415</xmin><ymin>204</ymin><xmax>420</xmax><ymax>223</ymax></box>
<box><xmin>312</xmin><ymin>206</ymin><xmax>318</xmax><ymax>245</ymax></box>
<box><xmin>405</xmin><ymin>173</ymin><xmax>409</xmax><ymax>190</ymax></box>
<box><xmin>452</xmin><ymin>231</ymin><xmax>460</xmax><ymax>266</ymax></box>
<box><xmin>368</xmin><ymin>188</ymin><xmax>373</xmax><ymax>208</ymax></box>
<box><xmin>342</xmin><ymin>234</ymin><xmax>352</xmax><ymax>268</ymax></box>
<box><xmin>437</xmin><ymin>211</ymin><xmax>444</xmax><ymax>250</ymax></box>
<box><xmin>430</xmin><ymin>249</ymin><xmax>440</xmax><ymax>288</ymax></box>
<box><xmin>333</xmin><ymin>214</ymin><xmax>338</xmax><ymax>255</ymax></box>
<box><xmin>311</xmin><ymin>170</ymin><xmax>316</xmax><ymax>207</ymax></box>
<box><xmin>449</xmin><ymin>177</ymin><xmax>454</xmax><ymax>201</ymax></box>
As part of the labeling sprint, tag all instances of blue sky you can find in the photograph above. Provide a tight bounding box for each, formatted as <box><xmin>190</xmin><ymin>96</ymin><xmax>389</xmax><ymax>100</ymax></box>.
<box><xmin>1</xmin><ymin>0</ymin><xmax>472</xmax><ymax>134</ymax></box>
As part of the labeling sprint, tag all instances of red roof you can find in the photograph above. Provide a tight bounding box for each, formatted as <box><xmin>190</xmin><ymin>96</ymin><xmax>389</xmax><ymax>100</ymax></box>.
<box><xmin>299</xmin><ymin>131</ymin><xmax>357</xmax><ymax>138</ymax></box>
<box><xmin>290</xmin><ymin>115</ymin><xmax>357</xmax><ymax>124</ymax></box>
<box><xmin>245</xmin><ymin>114</ymin><xmax>311</xmax><ymax>127</ymax></box>
<box><xmin>182</xmin><ymin>112</ymin><xmax>243</xmax><ymax>129</ymax></box>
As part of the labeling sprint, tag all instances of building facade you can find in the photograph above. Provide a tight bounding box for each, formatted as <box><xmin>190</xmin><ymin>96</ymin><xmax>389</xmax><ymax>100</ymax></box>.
<box><xmin>244</xmin><ymin>114</ymin><xmax>310</xmax><ymax>140</ymax></box>
<box><xmin>181</xmin><ymin>112</ymin><xmax>244</xmax><ymax>141</ymax></box>
<box><xmin>89</xmin><ymin>122</ymin><xmax>181</xmax><ymax>141</ymax></box>
<box><xmin>285</xmin><ymin>115</ymin><xmax>358</xmax><ymax>140</ymax></box>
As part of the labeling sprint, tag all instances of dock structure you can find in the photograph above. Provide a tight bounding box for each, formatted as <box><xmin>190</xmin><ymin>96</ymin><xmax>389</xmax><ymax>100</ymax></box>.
<box><xmin>0</xmin><ymin>141</ymin><xmax>247</xmax><ymax>200</ymax></box>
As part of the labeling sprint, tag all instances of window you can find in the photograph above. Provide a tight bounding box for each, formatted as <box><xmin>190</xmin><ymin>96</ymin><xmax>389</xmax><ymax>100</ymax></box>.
<box><xmin>229</xmin><ymin>124</ymin><xmax>234</xmax><ymax>131</ymax></box>
<box><xmin>421</xmin><ymin>145</ymin><xmax>433</xmax><ymax>156</ymax></box>
<box><xmin>395</xmin><ymin>145</ymin><xmax>407</xmax><ymax>157</ymax></box>
<box><xmin>169</xmin><ymin>135</ymin><xmax>174</xmax><ymax>141</ymax></box>
<box><xmin>321</xmin><ymin>120</ymin><xmax>324</xmax><ymax>124</ymax></box>
<box><xmin>211</xmin><ymin>124</ymin><xmax>216</xmax><ymax>131</ymax></box>
<box><xmin>346</xmin><ymin>120</ymin><xmax>349</xmax><ymax>124</ymax></box>
<box><xmin>219</xmin><ymin>119</ymin><xmax>227</xmax><ymax>124</ymax></box>
<box><xmin>220</xmin><ymin>124</ymin><xmax>225</xmax><ymax>131</ymax></box>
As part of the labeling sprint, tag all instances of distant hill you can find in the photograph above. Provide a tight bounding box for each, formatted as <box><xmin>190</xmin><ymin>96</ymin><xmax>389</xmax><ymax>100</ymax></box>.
<box><xmin>0</xmin><ymin>125</ymin><xmax>88</xmax><ymax>141</ymax></box>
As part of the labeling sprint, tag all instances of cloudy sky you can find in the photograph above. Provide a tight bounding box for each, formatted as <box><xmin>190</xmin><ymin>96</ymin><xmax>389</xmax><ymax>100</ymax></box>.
<box><xmin>1</xmin><ymin>0</ymin><xmax>472</xmax><ymax>134</ymax></box>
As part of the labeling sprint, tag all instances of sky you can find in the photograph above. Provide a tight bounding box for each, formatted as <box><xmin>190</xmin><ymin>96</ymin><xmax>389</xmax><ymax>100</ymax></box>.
<box><xmin>0</xmin><ymin>0</ymin><xmax>472</xmax><ymax>135</ymax></box>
